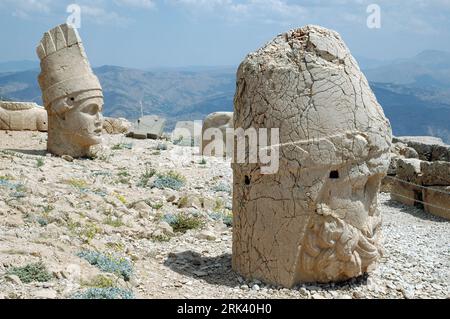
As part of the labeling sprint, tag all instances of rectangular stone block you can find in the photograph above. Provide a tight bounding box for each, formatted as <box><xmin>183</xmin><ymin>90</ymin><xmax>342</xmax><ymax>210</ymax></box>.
<box><xmin>420</xmin><ymin>161</ymin><xmax>450</xmax><ymax>186</ymax></box>
<box><xmin>128</xmin><ymin>115</ymin><xmax>166</xmax><ymax>140</ymax></box>
<box><xmin>423</xmin><ymin>186</ymin><xmax>450</xmax><ymax>220</ymax></box>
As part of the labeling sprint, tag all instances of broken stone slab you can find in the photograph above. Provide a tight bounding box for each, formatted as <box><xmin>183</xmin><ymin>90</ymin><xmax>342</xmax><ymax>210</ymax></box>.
<box><xmin>423</xmin><ymin>186</ymin><xmax>450</xmax><ymax>220</ymax></box>
<box><xmin>172</xmin><ymin>121</ymin><xmax>202</xmax><ymax>146</ymax></box>
<box><xmin>127</xmin><ymin>115</ymin><xmax>166</xmax><ymax>140</ymax></box>
<box><xmin>232</xmin><ymin>25</ymin><xmax>392</xmax><ymax>287</ymax></box>
<box><xmin>202</xmin><ymin>112</ymin><xmax>233</xmax><ymax>157</ymax></box>
<box><xmin>393</xmin><ymin>136</ymin><xmax>450</xmax><ymax>162</ymax></box>
<box><xmin>0</xmin><ymin>102</ymin><xmax>48</xmax><ymax>132</ymax></box>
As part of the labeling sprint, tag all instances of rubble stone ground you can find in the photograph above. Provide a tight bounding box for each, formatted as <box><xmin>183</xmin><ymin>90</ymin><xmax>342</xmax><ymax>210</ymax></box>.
<box><xmin>0</xmin><ymin>132</ymin><xmax>448</xmax><ymax>299</ymax></box>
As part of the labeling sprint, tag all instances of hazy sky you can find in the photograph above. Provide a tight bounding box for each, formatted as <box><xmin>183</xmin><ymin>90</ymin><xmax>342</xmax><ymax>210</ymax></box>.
<box><xmin>0</xmin><ymin>0</ymin><xmax>449</xmax><ymax>68</ymax></box>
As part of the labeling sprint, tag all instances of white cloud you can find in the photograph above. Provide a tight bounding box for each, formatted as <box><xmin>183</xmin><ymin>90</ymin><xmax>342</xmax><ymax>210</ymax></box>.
<box><xmin>114</xmin><ymin>0</ymin><xmax>156</xmax><ymax>9</ymax></box>
<box><xmin>167</xmin><ymin>0</ymin><xmax>308</xmax><ymax>24</ymax></box>
<box><xmin>80</xmin><ymin>5</ymin><xmax>131</xmax><ymax>26</ymax></box>
<box><xmin>0</xmin><ymin>0</ymin><xmax>56</xmax><ymax>18</ymax></box>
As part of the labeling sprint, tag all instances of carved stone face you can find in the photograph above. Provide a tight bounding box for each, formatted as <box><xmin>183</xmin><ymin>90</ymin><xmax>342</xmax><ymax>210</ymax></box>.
<box><xmin>63</xmin><ymin>95</ymin><xmax>104</xmax><ymax>146</ymax></box>
<box><xmin>48</xmin><ymin>92</ymin><xmax>103</xmax><ymax>157</ymax></box>
<box><xmin>232</xmin><ymin>25</ymin><xmax>392</xmax><ymax>287</ymax></box>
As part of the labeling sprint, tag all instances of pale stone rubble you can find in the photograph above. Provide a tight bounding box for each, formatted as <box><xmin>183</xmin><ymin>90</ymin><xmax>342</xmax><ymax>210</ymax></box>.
<box><xmin>37</xmin><ymin>23</ymin><xmax>104</xmax><ymax>158</ymax></box>
<box><xmin>0</xmin><ymin>132</ymin><xmax>448</xmax><ymax>299</ymax></box>
<box><xmin>385</xmin><ymin>136</ymin><xmax>450</xmax><ymax>220</ymax></box>
<box><xmin>232</xmin><ymin>25</ymin><xmax>392</xmax><ymax>287</ymax></box>
<box><xmin>0</xmin><ymin>102</ymin><xmax>48</xmax><ymax>132</ymax></box>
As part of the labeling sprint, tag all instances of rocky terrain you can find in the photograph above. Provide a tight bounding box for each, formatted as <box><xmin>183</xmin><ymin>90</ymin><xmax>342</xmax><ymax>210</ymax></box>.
<box><xmin>0</xmin><ymin>131</ymin><xmax>448</xmax><ymax>299</ymax></box>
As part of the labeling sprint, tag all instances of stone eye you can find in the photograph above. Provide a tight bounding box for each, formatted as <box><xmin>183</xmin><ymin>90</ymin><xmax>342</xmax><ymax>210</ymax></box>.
<box><xmin>82</xmin><ymin>104</ymin><xmax>99</xmax><ymax>115</ymax></box>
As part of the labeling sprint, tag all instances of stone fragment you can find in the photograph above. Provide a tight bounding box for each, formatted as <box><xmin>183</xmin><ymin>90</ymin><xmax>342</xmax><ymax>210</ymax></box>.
<box><xmin>128</xmin><ymin>115</ymin><xmax>166</xmax><ymax>140</ymax></box>
<box><xmin>103</xmin><ymin>117</ymin><xmax>131</xmax><ymax>134</ymax></box>
<box><xmin>232</xmin><ymin>25</ymin><xmax>392</xmax><ymax>287</ymax></box>
<box><xmin>202</xmin><ymin>112</ymin><xmax>233</xmax><ymax>157</ymax></box>
<box><xmin>0</xmin><ymin>102</ymin><xmax>48</xmax><ymax>132</ymax></box>
<box><xmin>37</xmin><ymin>24</ymin><xmax>104</xmax><ymax>158</ymax></box>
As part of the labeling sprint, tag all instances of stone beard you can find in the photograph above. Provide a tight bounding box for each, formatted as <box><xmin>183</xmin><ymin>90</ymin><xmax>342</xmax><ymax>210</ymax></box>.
<box><xmin>36</xmin><ymin>23</ymin><xmax>104</xmax><ymax>158</ymax></box>
<box><xmin>232</xmin><ymin>25</ymin><xmax>392</xmax><ymax>287</ymax></box>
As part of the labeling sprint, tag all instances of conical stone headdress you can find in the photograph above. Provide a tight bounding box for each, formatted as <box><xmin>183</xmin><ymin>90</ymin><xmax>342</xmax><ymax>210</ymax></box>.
<box><xmin>37</xmin><ymin>23</ymin><xmax>102</xmax><ymax>110</ymax></box>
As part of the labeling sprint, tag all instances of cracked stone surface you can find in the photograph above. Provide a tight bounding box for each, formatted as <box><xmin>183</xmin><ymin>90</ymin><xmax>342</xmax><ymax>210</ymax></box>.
<box><xmin>0</xmin><ymin>102</ymin><xmax>47</xmax><ymax>132</ymax></box>
<box><xmin>37</xmin><ymin>23</ymin><xmax>104</xmax><ymax>158</ymax></box>
<box><xmin>232</xmin><ymin>25</ymin><xmax>392</xmax><ymax>287</ymax></box>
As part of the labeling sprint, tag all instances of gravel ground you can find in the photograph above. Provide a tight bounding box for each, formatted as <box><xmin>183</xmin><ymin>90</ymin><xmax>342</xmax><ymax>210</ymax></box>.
<box><xmin>0</xmin><ymin>132</ymin><xmax>448</xmax><ymax>299</ymax></box>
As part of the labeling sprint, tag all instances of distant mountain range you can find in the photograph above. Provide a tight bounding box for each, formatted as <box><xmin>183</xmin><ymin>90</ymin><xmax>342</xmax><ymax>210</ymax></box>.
<box><xmin>0</xmin><ymin>50</ymin><xmax>449</xmax><ymax>142</ymax></box>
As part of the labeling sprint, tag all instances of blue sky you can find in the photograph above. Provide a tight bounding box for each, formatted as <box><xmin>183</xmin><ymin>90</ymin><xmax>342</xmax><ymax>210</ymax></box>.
<box><xmin>0</xmin><ymin>0</ymin><xmax>449</xmax><ymax>68</ymax></box>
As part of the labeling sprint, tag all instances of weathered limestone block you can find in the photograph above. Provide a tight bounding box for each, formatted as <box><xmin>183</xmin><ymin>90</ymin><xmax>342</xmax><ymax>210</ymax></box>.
<box><xmin>37</xmin><ymin>23</ymin><xmax>104</xmax><ymax>158</ymax></box>
<box><xmin>202</xmin><ymin>112</ymin><xmax>233</xmax><ymax>156</ymax></box>
<box><xmin>127</xmin><ymin>115</ymin><xmax>166</xmax><ymax>140</ymax></box>
<box><xmin>103</xmin><ymin>117</ymin><xmax>131</xmax><ymax>134</ymax></box>
<box><xmin>420</xmin><ymin>161</ymin><xmax>450</xmax><ymax>186</ymax></box>
<box><xmin>396</xmin><ymin>158</ymin><xmax>422</xmax><ymax>183</ymax></box>
<box><xmin>393</xmin><ymin>136</ymin><xmax>450</xmax><ymax>162</ymax></box>
<box><xmin>423</xmin><ymin>186</ymin><xmax>450</xmax><ymax>220</ymax></box>
<box><xmin>0</xmin><ymin>102</ymin><xmax>48</xmax><ymax>131</ymax></box>
<box><xmin>232</xmin><ymin>25</ymin><xmax>392</xmax><ymax>287</ymax></box>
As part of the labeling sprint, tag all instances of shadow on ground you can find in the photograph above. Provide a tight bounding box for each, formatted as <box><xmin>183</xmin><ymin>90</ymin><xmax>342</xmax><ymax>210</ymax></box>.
<box><xmin>6</xmin><ymin>148</ymin><xmax>47</xmax><ymax>156</ymax></box>
<box><xmin>164</xmin><ymin>250</ymin><xmax>371</xmax><ymax>290</ymax></box>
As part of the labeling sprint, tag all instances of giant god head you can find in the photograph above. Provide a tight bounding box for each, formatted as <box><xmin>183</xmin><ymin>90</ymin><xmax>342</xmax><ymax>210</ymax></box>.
<box><xmin>232</xmin><ymin>25</ymin><xmax>392</xmax><ymax>287</ymax></box>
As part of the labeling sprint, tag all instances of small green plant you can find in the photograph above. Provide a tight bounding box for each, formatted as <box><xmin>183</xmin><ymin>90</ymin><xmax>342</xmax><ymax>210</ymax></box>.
<box><xmin>153</xmin><ymin>171</ymin><xmax>186</xmax><ymax>191</ymax></box>
<box><xmin>151</xmin><ymin>234</ymin><xmax>171</xmax><ymax>242</ymax></box>
<box><xmin>164</xmin><ymin>213</ymin><xmax>204</xmax><ymax>234</ymax></box>
<box><xmin>72</xmin><ymin>287</ymin><xmax>134</xmax><ymax>299</ymax></box>
<box><xmin>106</xmin><ymin>242</ymin><xmax>125</xmax><ymax>252</ymax></box>
<box><xmin>112</xmin><ymin>143</ymin><xmax>133</xmax><ymax>151</ymax></box>
<box><xmin>36</xmin><ymin>158</ymin><xmax>45</xmax><ymax>168</ymax></box>
<box><xmin>177</xmin><ymin>196</ymin><xmax>189</xmax><ymax>208</ymax></box>
<box><xmin>214</xmin><ymin>198</ymin><xmax>225</xmax><ymax>212</ymax></box>
<box><xmin>68</xmin><ymin>220</ymin><xmax>101</xmax><ymax>243</ymax></box>
<box><xmin>213</xmin><ymin>183</ymin><xmax>231</xmax><ymax>194</ymax></box>
<box><xmin>150</xmin><ymin>202</ymin><xmax>164</xmax><ymax>210</ymax></box>
<box><xmin>114</xmin><ymin>193</ymin><xmax>127</xmax><ymax>205</ymax></box>
<box><xmin>77</xmin><ymin>250</ymin><xmax>133</xmax><ymax>281</ymax></box>
<box><xmin>118</xmin><ymin>170</ymin><xmax>130</xmax><ymax>177</ymax></box>
<box><xmin>137</xmin><ymin>168</ymin><xmax>156</xmax><ymax>188</ymax></box>
<box><xmin>65</xmin><ymin>178</ymin><xmax>89</xmax><ymax>190</ymax></box>
<box><xmin>199</xmin><ymin>158</ymin><xmax>207</xmax><ymax>165</ymax></box>
<box><xmin>104</xmin><ymin>216</ymin><xmax>125</xmax><ymax>228</ymax></box>
<box><xmin>7</xmin><ymin>262</ymin><xmax>52</xmax><ymax>283</ymax></box>
<box><xmin>83</xmin><ymin>275</ymin><xmax>115</xmax><ymax>288</ymax></box>
<box><xmin>209</xmin><ymin>210</ymin><xmax>233</xmax><ymax>227</ymax></box>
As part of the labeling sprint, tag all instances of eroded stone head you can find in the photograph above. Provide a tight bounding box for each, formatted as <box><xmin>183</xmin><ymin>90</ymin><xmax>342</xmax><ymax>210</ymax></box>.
<box><xmin>37</xmin><ymin>23</ymin><xmax>103</xmax><ymax>158</ymax></box>
<box><xmin>232</xmin><ymin>25</ymin><xmax>392</xmax><ymax>287</ymax></box>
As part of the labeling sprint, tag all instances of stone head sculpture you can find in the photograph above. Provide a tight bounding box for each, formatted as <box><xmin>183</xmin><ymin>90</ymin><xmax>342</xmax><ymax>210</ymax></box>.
<box><xmin>37</xmin><ymin>24</ymin><xmax>103</xmax><ymax>158</ymax></box>
<box><xmin>232</xmin><ymin>25</ymin><xmax>392</xmax><ymax>287</ymax></box>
